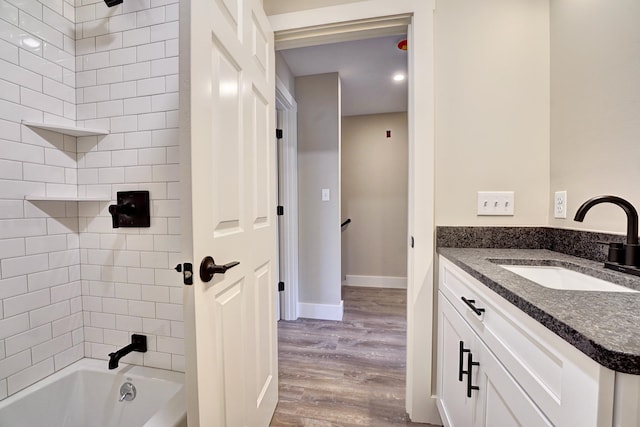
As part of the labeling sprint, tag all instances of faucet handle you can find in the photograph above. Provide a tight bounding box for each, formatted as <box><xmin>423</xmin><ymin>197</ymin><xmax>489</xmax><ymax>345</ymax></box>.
<box><xmin>119</xmin><ymin>382</ymin><xmax>136</xmax><ymax>402</ymax></box>
<box><xmin>596</xmin><ymin>241</ymin><xmax>625</xmax><ymax>264</ymax></box>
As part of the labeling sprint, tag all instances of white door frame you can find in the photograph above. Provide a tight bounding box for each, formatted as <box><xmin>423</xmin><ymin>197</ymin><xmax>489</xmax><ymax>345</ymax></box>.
<box><xmin>269</xmin><ymin>0</ymin><xmax>438</xmax><ymax>423</ymax></box>
<box><xmin>275</xmin><ymin>77</ymin><xmax>299</xmax><ymax>321</ymax></box>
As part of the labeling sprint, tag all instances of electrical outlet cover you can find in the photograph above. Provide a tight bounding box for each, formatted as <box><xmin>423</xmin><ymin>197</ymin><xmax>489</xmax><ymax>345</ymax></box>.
<box><xmin>477</xmin><ymin>191</ymin><xmax>515</xmax><ymax>216</ymax></box>
<box><xmin>554</xmin><ymin>191</ymin><xmax>567</xmax><ymax>219</ymax></box>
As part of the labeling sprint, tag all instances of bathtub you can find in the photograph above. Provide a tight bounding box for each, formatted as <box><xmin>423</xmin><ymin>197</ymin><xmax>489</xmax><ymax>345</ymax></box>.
<box><xmin>0</xmin><ymin>358</ymin><xmax>186</xmax><ymax>427</ymax></box>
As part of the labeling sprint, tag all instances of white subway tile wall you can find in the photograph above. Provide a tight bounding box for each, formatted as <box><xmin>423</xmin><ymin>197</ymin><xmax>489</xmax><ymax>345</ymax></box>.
<box><xmin>75</xmin><ymin>0</ymin><xmax>182</xmax><ymax>374</ymax></box>
<box><xmin>0</xmin><ymin>0</ymin><xmax>182</xmax><ymax>401</ymax></box>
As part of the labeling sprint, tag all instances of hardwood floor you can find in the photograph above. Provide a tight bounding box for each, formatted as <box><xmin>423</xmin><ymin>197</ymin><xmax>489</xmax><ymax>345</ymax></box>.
<box><xmin>270</xmin><ymin>286</ymin><xmax>440</xmax><ymax>427</ymax></box>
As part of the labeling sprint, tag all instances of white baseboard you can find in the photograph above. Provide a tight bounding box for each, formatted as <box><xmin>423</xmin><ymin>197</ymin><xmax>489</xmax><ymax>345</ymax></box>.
<box><xmin>344</xmin><ymin>275</ymin><xmax>407</xmax><ymax>289</ymax></box>
<box><xmin>297</xmin><ymin>300</ymin><xmax>344</xmax><ymax>321</ymax></box>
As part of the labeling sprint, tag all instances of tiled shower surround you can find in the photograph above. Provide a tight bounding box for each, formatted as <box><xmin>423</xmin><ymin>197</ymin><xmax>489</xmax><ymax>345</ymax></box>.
<box><xmin>0</xmin><ymin>0</ymin><xmax>181</xmax><ymax>400</ymax></box>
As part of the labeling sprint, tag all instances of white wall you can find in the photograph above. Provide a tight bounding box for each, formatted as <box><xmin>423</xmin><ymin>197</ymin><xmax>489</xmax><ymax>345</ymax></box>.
<box><xmin>549</xmin><ymin>0</ymin><xmax>640</xmax><ymax>235</ymax></box>
<box><xmin>434</xmin><ymin>0</ymin><xmax>550</xmax><ymax>226</ymax></box>
<box><xmin>264</xmin><ymin>0</ymin><xmax>364</xmax><ymax>15</ymax></box>
<box><xmin>296</xmin><ymin>73</ymin><xmax>342</xmax><ymax>317</ymax></box>
<box><xmin>74</xmin><ymin>0</ymin><xmax>183</xmax><ymax>371</ymax></box>
<box><xmin>0</xmin><ymin>0</ymin><xmax>81</xmax><ymax>400</ymax></box>
<box><xmin>341</xmin><ymin>112</ymin><xmax>407</xmax><ymax>281</ymax></box>
<box><xmin>0</xmin><ymin>0</ymin><xmax>182</xmax><ymax>401</ymax></box>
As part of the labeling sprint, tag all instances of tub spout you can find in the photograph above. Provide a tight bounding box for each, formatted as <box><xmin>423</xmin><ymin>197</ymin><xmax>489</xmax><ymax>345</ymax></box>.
<box><xmin>108</xmin><ymin>334</ymin><xmax>147</xmax><ymax>369</ymax></box>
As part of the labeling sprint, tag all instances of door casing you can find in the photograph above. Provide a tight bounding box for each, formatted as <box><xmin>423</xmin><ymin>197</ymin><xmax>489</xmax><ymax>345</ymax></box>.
<box><xmin>275</xmin><ymin>77</ymin><xmax>299</xmax><ymax>321</ymax></box>
<box><xmin>269</xmin><ymin>0</ymin><xmax>438</xmax><ymax>423</ymax></box>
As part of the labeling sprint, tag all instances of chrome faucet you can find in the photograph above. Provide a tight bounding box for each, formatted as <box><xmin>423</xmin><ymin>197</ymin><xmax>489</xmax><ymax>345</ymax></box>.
<box><xmin>108</xmin><ymin>334</ymin><xmax>147</xmax><ymax>369</ymax></box>
<box><xmin>574</xmin><ymin>195</ymin><xmax>640</xmax><ymax>272</ymax></box>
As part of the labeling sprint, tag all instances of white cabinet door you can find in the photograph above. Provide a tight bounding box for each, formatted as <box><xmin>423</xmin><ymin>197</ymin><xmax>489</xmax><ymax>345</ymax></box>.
<box><xmin>438</xmin><ymin>292</ymin><xmax>553</xmax><ymax>427</ymax></box>
<box><xmin>437</xmin><ymin>292</ymin><xmax>480</xmax><ymax>427</ymax></box>
<box><xmin>474</xmin><ymin>335</ymin><xmax>552</xmax><ymax>427</ymax></box>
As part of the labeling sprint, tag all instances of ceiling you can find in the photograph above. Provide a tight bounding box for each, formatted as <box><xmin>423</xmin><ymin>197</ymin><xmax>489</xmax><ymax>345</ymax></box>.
<box><xmin>278</xmin><ymin>35</ymin><xmax>408</xmax><ymax>117</ymax></box>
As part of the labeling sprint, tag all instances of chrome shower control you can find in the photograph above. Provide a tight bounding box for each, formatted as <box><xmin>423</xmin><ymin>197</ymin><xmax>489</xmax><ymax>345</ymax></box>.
<box><xmin>119</xmin><ymin>382</ymin><xmax>136</xmax><ymax>402</ymax></box>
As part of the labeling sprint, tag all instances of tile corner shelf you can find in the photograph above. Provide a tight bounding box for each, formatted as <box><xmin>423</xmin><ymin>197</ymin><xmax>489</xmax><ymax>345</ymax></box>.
<box><xmin>25</xmin><ymin>196</ymin><xmax>111</xmax><ymax>202</ymax></box>
<box><xmin>22</xmin><ymin>121</ymin><xmax>110</xmax><ymax>137</ymax></box>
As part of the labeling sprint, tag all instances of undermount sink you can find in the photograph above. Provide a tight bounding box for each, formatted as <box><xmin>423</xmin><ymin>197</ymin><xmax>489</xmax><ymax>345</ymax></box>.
<box><xmin>499</xmin><ymin>264</ymin><xmax>638</xmax><ymax>293</ymax></box>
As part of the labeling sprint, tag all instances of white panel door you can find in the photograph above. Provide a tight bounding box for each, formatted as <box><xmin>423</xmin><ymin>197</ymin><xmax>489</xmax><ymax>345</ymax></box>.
<box><xmin>181</xmin><ymin>0</ymin><xmax>278</xmax><ymax>425</ymax></box>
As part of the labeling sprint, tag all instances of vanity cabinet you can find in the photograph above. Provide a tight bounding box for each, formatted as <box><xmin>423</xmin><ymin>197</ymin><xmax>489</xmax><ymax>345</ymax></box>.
<box><xmin>438</xmin><ymin>295</ymin><xmax>550</xmax><ymax>426</ymax></box>
<box><xmin>437</xmin><ymin>256</ymin><xmax>615</xmax><ymax>427</ymax></box>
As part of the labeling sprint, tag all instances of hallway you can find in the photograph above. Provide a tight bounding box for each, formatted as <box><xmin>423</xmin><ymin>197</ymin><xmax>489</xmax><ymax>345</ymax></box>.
<box><xmin>270</xmin><ymin>286</ymin><xmax>439</xmax><ymax>426</ymax></box>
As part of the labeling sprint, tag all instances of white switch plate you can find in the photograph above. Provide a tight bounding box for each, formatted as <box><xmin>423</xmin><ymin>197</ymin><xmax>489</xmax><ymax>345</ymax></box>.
<box><xmin>321</xmin><ymin>188</ymin><xmax>330</xmax><ymax>201</ymax></box>
<box><xmin>477</xmin><ymin>191</ymin><xmax>515</xmax><ymax>216</ymax></box>
<box><xmin>554</xmin><ymin>191</ymin><xmax>567</xmax><ymax>218</ymax></box>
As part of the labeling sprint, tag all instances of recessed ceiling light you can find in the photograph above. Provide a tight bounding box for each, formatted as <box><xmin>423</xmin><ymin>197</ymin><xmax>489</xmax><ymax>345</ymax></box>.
<box><xmin>393</xmin><ymin>73</ymin><xmax>406</xmax><ymax>82</ymax></box>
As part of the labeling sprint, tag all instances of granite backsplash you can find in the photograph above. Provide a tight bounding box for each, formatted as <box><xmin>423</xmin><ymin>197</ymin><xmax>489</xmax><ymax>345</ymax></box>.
<box><xmin>436</xmin><ymin>226</ymin><xmax>627</xmax><ymax>263</ymax></box>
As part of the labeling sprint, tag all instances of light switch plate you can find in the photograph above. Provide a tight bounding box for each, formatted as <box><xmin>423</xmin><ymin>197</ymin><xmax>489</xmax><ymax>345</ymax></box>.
<box><xmin>321</xmin><ymin>188</ymin><xmax>330</xmax><ymax>201</ymax></box>
<box><xmin>554</xmin><ymin>191</ymin><xmax>567</xmax><ymax>218</ymax></box>
<box><xmin>477</xmin><ymin>191</ymin><xmax>515</xmax><ymax>216</ymax></box>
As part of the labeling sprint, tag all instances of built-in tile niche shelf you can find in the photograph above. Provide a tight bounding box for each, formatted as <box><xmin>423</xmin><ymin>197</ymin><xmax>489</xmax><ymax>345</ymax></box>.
<box><xmin>22</xmin><ymin>121</ymin><xmax>109</xmax><ymax>137</ymax></box>
<box><xmin>21</xmin><ymin>121</ymin><xmax>110</xmax><ymax>202</ymax></box>
<box><xmin>25</xmin><ymin>196</ymin><xmax>111</xmax><ymax>202</ymax></box>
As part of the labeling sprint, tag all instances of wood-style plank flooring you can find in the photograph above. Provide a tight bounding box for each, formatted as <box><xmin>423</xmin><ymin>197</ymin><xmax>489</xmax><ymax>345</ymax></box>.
<box><xmin>270</xmin><ymin>286</ymin><xmax>440</xmax><ymax>427</ymax></box>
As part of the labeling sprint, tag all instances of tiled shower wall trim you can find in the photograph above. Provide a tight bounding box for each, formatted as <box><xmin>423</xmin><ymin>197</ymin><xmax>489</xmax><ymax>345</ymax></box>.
<box><xmin>436</xmin><ymin>226</ymin><xmax>626</xmax><ymax>263</ymax></box>
<box><xmin>0</xmin><ymin>0</ymin><xmax>181</xmax><ymax>401</ymax></box>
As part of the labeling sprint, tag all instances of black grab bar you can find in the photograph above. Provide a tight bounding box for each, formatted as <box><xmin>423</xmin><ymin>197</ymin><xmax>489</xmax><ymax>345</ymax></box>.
<box><xmin>341</xmin><ymin>218</ymin><xmax>351</xmax><ymax>228</ymax></box>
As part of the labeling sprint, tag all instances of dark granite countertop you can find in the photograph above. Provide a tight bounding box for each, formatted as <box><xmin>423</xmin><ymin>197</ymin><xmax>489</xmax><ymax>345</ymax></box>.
<box><xmin>438</xmin><ymin>247</ymin><xmax>640</xmax><ymax>375</ymax></box>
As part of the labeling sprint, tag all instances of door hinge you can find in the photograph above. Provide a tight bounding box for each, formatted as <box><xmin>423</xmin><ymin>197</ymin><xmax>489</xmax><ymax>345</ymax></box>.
<box><xmin>411</xmin><ymin>236</ymin><xmax>414</xmax><ymax>248</ymax></box>
<box><xmin>276</xmin><ymin>128</ymin><xmax>283</xmax><ymax>139</ymax></box>
<box><xmin>278</xmin><ymin>281</ymin><xmax>285</xmax><ymax>291</ymax></box>
<box><xmin>174</xmin><ymin>263</ymin><xmax>193</xmax><ymax>285</ymax></box>
<box><xmin>277</xmin><ymin>205</ymin><xmax>284</xmax><ymax>216</ymax></box>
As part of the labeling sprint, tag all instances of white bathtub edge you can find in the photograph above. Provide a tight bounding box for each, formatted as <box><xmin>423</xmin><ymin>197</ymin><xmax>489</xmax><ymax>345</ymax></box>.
<box><xmin>144</xmin><ymin>387</ymin><xmax>187</xmax><ymax>427</ymax></box>
<box><xmin>0</xmin><ymin>357</ymin><xmax>186</xmax><ymax>427</ymax></box>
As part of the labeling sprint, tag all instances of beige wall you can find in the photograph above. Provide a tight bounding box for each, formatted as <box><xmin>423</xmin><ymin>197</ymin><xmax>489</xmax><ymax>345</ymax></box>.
<box><xmin>549</xmin><ymin>0</ymin><xmax>640</xmax><ymax>235</ymax></box>
<box><xmin>341</xmin><ymin>113</ymin><xmax>408</xmax><ymax>278</ymax></box>
<box><xmin>268</xmin><ymin>0</ymin><xmax>551</xmax><ymax>227</ymax></box>
<box><xmin>434</xmin><ymin>0</ymin><xmax>550</xmax><ymax>226</ymax></box>
<box><xmin>271</xmin><ymin>0</ymin><xmax>639</xmax><ymax>235</ymax></box>
<box><xmin>296</xmin><ymin>73</ymin><xmax>342</xmax><ymax>306</ymax></box>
